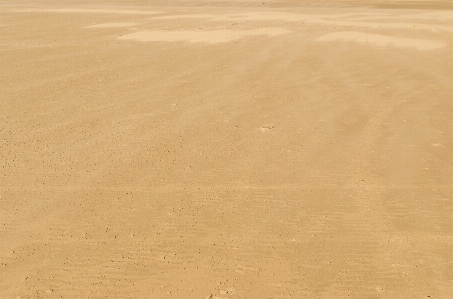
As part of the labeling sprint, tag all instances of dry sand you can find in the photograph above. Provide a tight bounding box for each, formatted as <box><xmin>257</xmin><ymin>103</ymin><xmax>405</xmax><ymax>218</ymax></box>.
<box><xmin>1</xmin><ymin>0</ymin><xmax>453</xmax><ymax>298</ymax></box>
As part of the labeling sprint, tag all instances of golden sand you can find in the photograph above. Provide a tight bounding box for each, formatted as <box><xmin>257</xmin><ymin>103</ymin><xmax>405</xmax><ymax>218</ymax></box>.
<box><xmin>1</xmin><ymin>1</ymin><xmax>452</xmax><ymax>298</ymax></box>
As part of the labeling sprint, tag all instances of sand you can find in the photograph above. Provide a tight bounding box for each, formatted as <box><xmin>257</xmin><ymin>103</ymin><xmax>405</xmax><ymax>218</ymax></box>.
<box><xmin>1</xmin><ymin>0</ymin><xmax>452</xmax><ymax>298</ymax></box>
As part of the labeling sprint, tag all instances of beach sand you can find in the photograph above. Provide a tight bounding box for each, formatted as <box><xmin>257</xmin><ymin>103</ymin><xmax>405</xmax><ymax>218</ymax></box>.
<box><xmin>1</xmin><ymin>0</ymin><xmax>452</xmax><ymax>298</ymax></box>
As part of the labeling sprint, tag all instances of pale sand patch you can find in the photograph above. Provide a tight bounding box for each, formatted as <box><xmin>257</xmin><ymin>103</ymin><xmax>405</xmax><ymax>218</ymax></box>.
<box><xmin>308</xmin><ymin>19</ymin><xmax>453</xmax><ymax>33</ymax></box>
<box><xmin>432</xmin><ymin>143</ymin><xmax>444</xmax><ymax>147</ymax></box>
<box><xmin>85</xmin><ymin>22</ymin><xmax>137</xmax><ymax>28</ymax></box>
<box><xmin>15</xmin><ymin>8</ymin><xmax>161</xmax><ymax>15</ymax></box>
<box><xmin>345</xmin><ymin>11</ymin><xmax>453</xmax><ymax>22</ymax></box>
<box><xmin>317</xmin><ymin>31</ymin><xmax>446</xmax><ymax>50</ymax></box>
<box><xmin>401</xmin><ymin>11</ymin><xmax>453</xmax><ymax>21</ymax></box>
<box><xmin>118</xmin><ymin>28</ymin><xmax>290</xmax><ymax>44</ymax></box>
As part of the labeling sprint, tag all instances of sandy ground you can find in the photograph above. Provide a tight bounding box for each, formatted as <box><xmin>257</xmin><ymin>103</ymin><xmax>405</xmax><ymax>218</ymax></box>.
<box><xmin>1</xmin><ymin>0</ymin><xmax>453</xmax><ymax>298</ymax></box>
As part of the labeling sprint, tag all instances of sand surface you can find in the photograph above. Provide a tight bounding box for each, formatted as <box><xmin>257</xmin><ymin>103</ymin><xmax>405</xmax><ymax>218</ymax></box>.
<box><xmin>1</xmin><ymin>0</ymin><xmax>453</xmax><ymax>298</ymax></box>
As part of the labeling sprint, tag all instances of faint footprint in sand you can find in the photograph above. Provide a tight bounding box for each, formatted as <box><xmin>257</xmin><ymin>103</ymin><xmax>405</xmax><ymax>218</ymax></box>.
<box><xmin>205</xmin><ymin>288</ymin><xmax>235</xmax><ymax>299</ymax></box>
<box><xmin>219</xmin><ymin>287</ymin><xmax>236</xmax><ymax>295</ymax></box>
<box><xmin>260</xmin><ymin>126</ymin><xmax>274</xmax><ymax>132</ymax></box>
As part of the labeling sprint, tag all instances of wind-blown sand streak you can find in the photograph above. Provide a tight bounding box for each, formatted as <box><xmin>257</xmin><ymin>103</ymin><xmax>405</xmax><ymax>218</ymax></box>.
<box><xmin>118</xmin><ymin>28</ymin><xmax>290</xmax><ymax>44</ymax></box>
<box><xmin>15</xmin><ymin>8</ymin><xmax>162</xmax><ymax>15</ymax></box>
<box><xmin>317</xmin><ymin>31</ymin><xmax>446</xmax><ymax>50</ymax></box>
<box><xmin>151</xmin><ymin>11</ymin><xmax>453</xmax><ymax>32</ymax></box>
<box><xmin>85</xmin><ymin>22</ymin><xmax>138</xmax><ymax>28</ymax></box>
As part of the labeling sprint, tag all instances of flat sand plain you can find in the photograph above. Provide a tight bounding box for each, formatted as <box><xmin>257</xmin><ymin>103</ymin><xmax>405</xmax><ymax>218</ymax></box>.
<box><xmin>1</xmin><ymin>0</ymin><xmax>453</xmax><ymax>298</ymax></box>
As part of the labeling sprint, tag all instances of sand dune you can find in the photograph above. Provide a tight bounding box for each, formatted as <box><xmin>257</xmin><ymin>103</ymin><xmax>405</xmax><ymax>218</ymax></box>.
<box><xmin>1</xmin><ymin>1</ymin><xmax>452</xmax><ymax>298</ymax></box>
